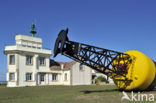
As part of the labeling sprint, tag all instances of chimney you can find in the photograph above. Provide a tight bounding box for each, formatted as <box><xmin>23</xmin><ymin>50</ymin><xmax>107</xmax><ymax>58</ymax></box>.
<box><xmin>61</xmin><ymin>64</ymin><xmax>64</xmax><ymax>70</ymax></box>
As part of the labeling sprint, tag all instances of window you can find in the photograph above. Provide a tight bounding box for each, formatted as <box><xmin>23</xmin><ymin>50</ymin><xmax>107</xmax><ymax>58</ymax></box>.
<box><xmin>52</xmin><ymin>73</ymin><xmax>57</xmax><ymax>81</ymax></box>
<box><xmin>9</xmin><ymin>55</ymin><xmax>15</xmax><ymax>65</ymax></box>
<box><xmin>39</xmin><ymin>57</ymin><xmax>45</xmax><ymax>66</ymax></box>
<box><xmin>26</xmin><ymin>55</ymin><xmax>33</xmax><ymax>65</ymax></box>
<box><xmin>79</xmin><ymin>64</ymin><xmax>83</xmax><ymax>70</ymax></box>
<box><xmin>40</xmin><ymin>74</ymin><xmax>45</xmax><ymax>82</ymax></box>
<box><xmin>64</xmin><ymin>73</ymin><xmax>67</xmax><ymax>81</ymax></box>
<box><xmin>27</xmin><ymin>45</ymin><xmax>31</xmax><ymax>48</ymax></box>
<box><xmin>22</xmin><ymin>44</ymin><xmax>26</xmax><ymax>47</ymax></box>
<box><xmin>9</xmin><ymin>73</ymin><xmax>15</xmax><ymax>81</ymax></box>
<box><xmin>32</xmin><ymin>46</ymin><xmax>36</xmax><ymax>48</ymax></box>
<box><xmin>26</xmin><ymin>73</ymin><xmax>32</xmax><ymax>81</ymax></box>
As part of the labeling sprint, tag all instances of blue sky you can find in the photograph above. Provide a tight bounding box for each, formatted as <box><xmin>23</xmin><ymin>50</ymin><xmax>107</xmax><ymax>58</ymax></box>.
<box><xmin>0</xmin><ymin>0</ymin><xmax>156</xmax><ymax>81</ymax></box>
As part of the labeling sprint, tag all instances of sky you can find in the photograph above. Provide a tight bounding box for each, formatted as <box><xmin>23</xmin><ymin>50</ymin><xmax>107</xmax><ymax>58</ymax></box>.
<box><xmin>0</xmin><ymin>0</ymin><xmax>156</xmax><ymax>81</ymax></box>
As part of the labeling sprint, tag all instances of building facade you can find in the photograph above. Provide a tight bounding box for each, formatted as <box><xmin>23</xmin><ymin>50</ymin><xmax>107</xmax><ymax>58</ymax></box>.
<box><xmin>4</xmin><ymin>34</ymin><xmax>92</xmax><ymax>87</ymax></box>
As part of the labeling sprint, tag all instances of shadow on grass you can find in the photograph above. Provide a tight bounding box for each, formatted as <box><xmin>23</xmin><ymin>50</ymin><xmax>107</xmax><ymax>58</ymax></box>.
<box><xmin>81</xmin><ymin>89</ymin><xmax>119</xmax><ymax>94</ymax></box>
<box><xmin>81</xmin><ymin>88</ymin><xmax>156</xmax><ymax>94</ymax></box>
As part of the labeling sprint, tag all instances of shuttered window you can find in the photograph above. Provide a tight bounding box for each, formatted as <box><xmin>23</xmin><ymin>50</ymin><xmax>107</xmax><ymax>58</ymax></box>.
<box><xmin>9</xmin><ymin>55</ymin><xmax>15</xmax><ymax>65</ymax></box>
<box><xmin>26</xmin><ymin>55</ymin><xmax>33</xmax><ymax>65</ymax></box>
<box><xmin>52</xmin><ymin>73</ymin><xmax>57</xmax><ymax>81</ymax></box>
<box><xmin>9</xmin><ymin>73</ymin><xmax>15</xmax><ymax>81</ymax></box>
<box><xmin>39</xmin><ymin>57</ymin><xmax>45</xmax><ymax>66</ymax></box>
<box><xmin>26</xmin><ymin>73</ymin><xmax>32</xmax><ymax>81</ymax></box>
<box><xmin>64</xmin><ymin>73</ymin><xmax>67</xmax><ymax>81</ymax></box>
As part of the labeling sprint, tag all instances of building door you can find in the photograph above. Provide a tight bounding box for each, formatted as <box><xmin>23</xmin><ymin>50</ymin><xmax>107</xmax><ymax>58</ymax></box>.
<box><xmin>40</xmin><ymin>73</ymin><xmax>45</xmax><ymax>85</ymax></box>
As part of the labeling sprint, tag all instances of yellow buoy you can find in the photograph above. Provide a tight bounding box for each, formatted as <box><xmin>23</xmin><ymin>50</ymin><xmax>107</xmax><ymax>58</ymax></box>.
<box><xmin>112</xmin><ymin>50</ymin><xmax>156</xmax><ymax>91</ymax></box>
<box><xmin>54</xmin><ymin>29</ymin><xmax>156</xmax><ymax>91</ymax></box>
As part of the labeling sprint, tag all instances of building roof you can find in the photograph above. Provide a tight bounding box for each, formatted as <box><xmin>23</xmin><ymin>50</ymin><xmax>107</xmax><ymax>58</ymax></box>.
<box><xmin>50</xmin><ymin>60</ymin><xmax>76</xmax><ymax>70</ymax></box>
<box><xmin>50</xmin><ymin>60</ymin><xmax>110</xmax><ymax>72</ymax></box>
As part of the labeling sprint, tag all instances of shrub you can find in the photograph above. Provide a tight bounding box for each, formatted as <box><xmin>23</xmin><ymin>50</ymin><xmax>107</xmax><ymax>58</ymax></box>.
<box><xmin>95</xmin><ymin>76</ymin><xmax>109</xmax><ymax>84</ymax></box>
<box><xmin>95</xmin><ymin>79</ymin><xmax>101</xmax><ymax>85</ymax></box>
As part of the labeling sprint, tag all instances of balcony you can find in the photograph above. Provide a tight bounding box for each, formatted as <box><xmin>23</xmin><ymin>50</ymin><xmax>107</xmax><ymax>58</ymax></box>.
<box><xmin>4</xmin><ymin>44</ymin><xmax>52</xmax><ymax>55</ymax></box>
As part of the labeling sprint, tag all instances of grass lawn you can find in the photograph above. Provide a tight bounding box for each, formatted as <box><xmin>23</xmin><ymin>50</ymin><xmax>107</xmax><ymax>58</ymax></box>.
<box><xmin>0</xmin><ymin>85</ymin><xmax>156</xmax><ymax>103</ymax></box>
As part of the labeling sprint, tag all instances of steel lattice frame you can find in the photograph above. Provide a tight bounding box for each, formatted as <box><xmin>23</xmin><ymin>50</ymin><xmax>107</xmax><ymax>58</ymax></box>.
<box><xmin>54</xmin><ymin>28</ymin><xmax>132</xmax><ymax>79</ymax></box>
<box><xmin>62</xmin><ymin>41</ymin><xmax>132</xmax><ymax>77</ymax></box>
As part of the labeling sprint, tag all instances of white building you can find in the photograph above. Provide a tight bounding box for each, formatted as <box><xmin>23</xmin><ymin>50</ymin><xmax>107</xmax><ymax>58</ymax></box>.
<box><xmin>4</xmin><ymin>34</ymin><xmax>92</xmax><ymax>87</ymax></box>
<box><xmin>50</xmin><ymin>60</ymin><xmax>92</xmax><ymax>85</ymax></box>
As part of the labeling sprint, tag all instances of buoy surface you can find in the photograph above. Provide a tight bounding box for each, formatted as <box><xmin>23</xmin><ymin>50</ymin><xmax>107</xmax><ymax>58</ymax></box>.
<box><xmin>113</xmin><ymin>50</ymin><xmax>156</xmax><ymax>90</ymax></box>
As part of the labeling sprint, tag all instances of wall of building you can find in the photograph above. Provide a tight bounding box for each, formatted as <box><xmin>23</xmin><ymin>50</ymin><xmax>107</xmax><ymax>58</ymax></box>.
<box><xmin>62</xmin><ymin>70</ymin><xmax>71</xmax><ymax>85</ymax></box>
<box><xmin>6</xmin><ymin>53</ymin><xmax>18</xmax><ymax>87</ymax></box>
<box><xmin>71</xmin><ymin>62</ymin><xmax>92</xmax><ymax>85</ymax></box>
<box><xmin>38</xmin><ymin>56</ymin><xmax>50</xmax><ymax>71</ymax></box>
<box><xmin>48</xmin><ymin>70</ymin><xmax>71</xmax><ymax>85</ymax></box>
<box><xmin>18</xmin><ymin>53</ymin><xmax>36</xmax><ymax>86</ymax></box>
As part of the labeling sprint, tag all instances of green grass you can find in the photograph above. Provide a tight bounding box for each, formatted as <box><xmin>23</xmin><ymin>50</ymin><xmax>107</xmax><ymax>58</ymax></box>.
<box><xmin>0</xmin><ymin>85</ymin><xmax>156</xmax><ymax>103</ymax></box>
